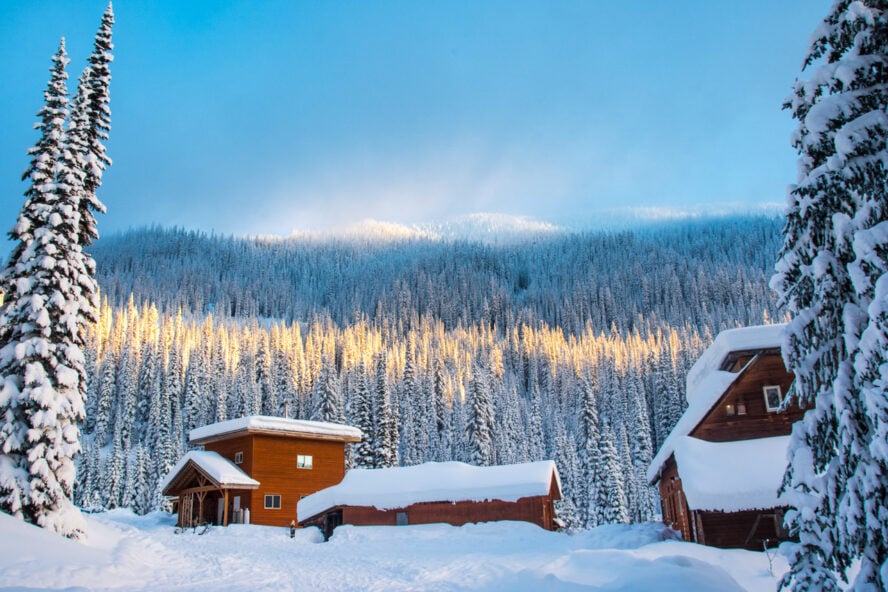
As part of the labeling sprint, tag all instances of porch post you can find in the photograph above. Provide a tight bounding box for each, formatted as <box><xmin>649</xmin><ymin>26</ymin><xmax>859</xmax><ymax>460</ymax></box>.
<box><xmin>222</xmin><ymin>489</ymin><xmax>230</xmax><ymax>526</ymax></box>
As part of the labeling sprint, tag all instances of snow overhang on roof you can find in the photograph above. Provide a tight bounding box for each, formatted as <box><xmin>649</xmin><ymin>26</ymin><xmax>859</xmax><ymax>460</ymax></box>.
<box><xmin>160</xmin><ymin>450</ymin><xmax>260</xmax><ymax>495</ymax></box>
<box><xmin>647</xmin><ymin>323</ymin><xmax>787</xmax><ymax>483</ymax></box>
<box><xmin>297</xmin><ymin>460</ymin><xmax>562</xmax><ymax>522</ymax></box>
<box><xmin>685</xmin><ymin>323</ymin><xmax>786</xmax><ymax>405</ymax></box>
<box><xmin>671</xmin><ymin>435</ymin><xmax>790</xmax><ymax>512</ymax></box>
<box><xmin>189</xmin><ymin>415</ymin><xmax>362</xmax><ymax>445</ymax></box>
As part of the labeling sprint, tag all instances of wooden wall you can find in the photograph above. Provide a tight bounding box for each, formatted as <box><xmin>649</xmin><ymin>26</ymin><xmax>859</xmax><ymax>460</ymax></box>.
<box><xmin>342</xmin><ymin>496</ymin><xmax>553</xmax><ymax>529</ymax></box>
<box><xmin>697</xmin><ymin>509</ymin><xmax>785</xmax><ymax>550</ymax></box>
<box><xmin>657</xmin><ymin>457</ymin><xmax>692</xmax><ymax>542</ymax></box>
<box><xmin>303</xmin><ymin>494</ymin><xmax>555</xmax><ymax>534</ymax></box>
<box><xmin>691</xmin><ymin>352</ymin><xmax>803</xmax><ymax>442</ymax></box>
<box><xmin>205</xmin><ymin>434</ymin><xmax>347</xmax><ymax>527</ymax></box>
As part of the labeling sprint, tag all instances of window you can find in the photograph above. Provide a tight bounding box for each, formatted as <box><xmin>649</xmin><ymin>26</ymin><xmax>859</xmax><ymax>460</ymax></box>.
<box><xmin>763</xmin><ymin>385</ymin><xmax>783</xmax><ymax>412</ymax></box>
<box><xmin>725</xmin><ymin>403</ymin><xmax>736</xmax><ymax>416</ymax></box>
<box><xmin>396</xmin><ymin>511</ymin><xmax>408</xmax><ymax>526</ymax></box>
<box><xmin>264</xmin><ymin>494</ymin><xmax>281</xmax><ymax>510</ymax></box>
<box><xmin>297</xmin><ymin>454</ymin><xmax>313</xmax><ymax>469</ymax></box>
<box><xmin>234</xmin><ymin>451</ymin><xmax>243</xmax><ymax>464</ymax></box>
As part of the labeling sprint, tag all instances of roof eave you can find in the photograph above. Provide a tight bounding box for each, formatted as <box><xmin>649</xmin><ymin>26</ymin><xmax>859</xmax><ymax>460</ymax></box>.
<box><xmin>190</xmin><ymin>427</ymin><xmax>362</xmax><ymax>446</ymax></box>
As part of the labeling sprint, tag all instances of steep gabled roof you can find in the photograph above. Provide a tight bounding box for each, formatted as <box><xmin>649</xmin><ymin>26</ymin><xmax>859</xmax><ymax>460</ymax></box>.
<box><xmin>298</xmin><ymin>460</ymin><xmax>561</xmax><ymax>522</ymax></box>
<box><xmin>685</xmin><ymin>324</ymin><xmax>786</xmax><ymax>404</ymax></box>
<box><xmin>189</xmin><ymin>415</ymin><xmax>362</xmax><ymax>445</ymax></box>
<box><xmin>161</xmin><ymin>450</ymin><xmax>260</xmax><ymax>495</ymax></box>
<box><xmin>647</xmin><ymin>323</ymin><xmax>786</xmax><ymax>484</ymax></box>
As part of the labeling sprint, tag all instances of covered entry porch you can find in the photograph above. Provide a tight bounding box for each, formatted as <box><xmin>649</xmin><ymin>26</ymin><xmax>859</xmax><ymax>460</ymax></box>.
<box><xmin>161</xmin><ymin>450</ymin><xmax>259</xmax><ymax>527</ymax></box>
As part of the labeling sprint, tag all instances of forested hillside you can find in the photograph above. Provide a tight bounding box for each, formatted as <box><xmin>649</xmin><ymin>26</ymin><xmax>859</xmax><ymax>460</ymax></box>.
<box><xmin>75</xmin><ymin>215</ymin><xmax>785</xmax><ymax>529</ymax></box>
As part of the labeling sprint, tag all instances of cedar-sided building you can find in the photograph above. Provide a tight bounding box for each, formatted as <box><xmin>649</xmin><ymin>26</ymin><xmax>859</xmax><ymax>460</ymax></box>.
<box><xmin>161</xmin><ymin>416</ymin><xmax>361</xmax><ymax>528</ymax></box>
<box><xmin>647</xmin><ymin>324</ymin><xmax>805</xmax><ymax>550</ymax></box>
<box><xmin>297</xmin><ymin>460</ymin><xmax>562</xmax><ymax>540</ymax></box>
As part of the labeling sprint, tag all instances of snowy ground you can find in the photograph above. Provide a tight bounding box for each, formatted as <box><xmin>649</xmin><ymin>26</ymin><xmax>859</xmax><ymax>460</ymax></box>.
<box><xmin>0</xmin><ymin>510</ymin><xmax>786</xmax><ymax>591</ymax></box>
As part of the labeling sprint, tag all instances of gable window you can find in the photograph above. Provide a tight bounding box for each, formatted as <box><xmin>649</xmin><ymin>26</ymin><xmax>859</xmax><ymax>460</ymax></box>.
<box><xmin>297</xmin><ymin>454</ymin><xmax>313</xmax><ymax>469</ymax></box>
<box><xmin>763</xmin><ymin>385</ymin><xmax>783</xmax><ymax>412</ymax></box>
<box><xmin>234</xmin><ymin>451</ymin><xmax>244</xmax><ymax>464</ymax></box>
<box><xmin>264</xmin><ymin>494</ymin><xmax>281</xmax><ymax>510</ymax></box>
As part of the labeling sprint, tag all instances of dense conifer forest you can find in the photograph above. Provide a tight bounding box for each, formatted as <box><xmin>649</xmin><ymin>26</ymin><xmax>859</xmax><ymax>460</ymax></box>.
<box><xmin>75</xmin><ymin>215</ymin><xmax>784</xmax><ymax>529</ymax></box>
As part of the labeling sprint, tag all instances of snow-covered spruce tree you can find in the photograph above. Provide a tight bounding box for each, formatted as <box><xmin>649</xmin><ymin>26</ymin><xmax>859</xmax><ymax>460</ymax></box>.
<box><xmin>466</xmin><ymin>363</ymin><xmax>495</xmax><ymax>467</ymax></box>
<box><xmin>772</xmin><ymin>2</ymin><xmax>888</xmax><ymax>590</ymax></box>
<box><xmin>595</xmin><ymin>423</ymin><xmax>628</xmax><ymax>526</ymax></box>
<box><xmin>311</xmin><ymin>357</ymin><xmax>343</xmax><ymax>423</ymax></box>
<box><xmin>0</xmin><ymin>39</ymin><xmax>92</xmax><ymax>537</ymax></box>
<box><xmin>67</xmin><ymin>2</ymin><xmax>112</xmax><ymax>250</ymax></box>
<box><xmin>578</xmin><ymin>377</ymin><xmax>601</xmax><ymax>527</ymax></box>
<box><xmin>552</xmin><ymin>422</ymin><xmax>581</xmax><ymax>530</ymax></box>
<box><xmin>851</xmin><ymin>216</ymin><xmax>888</xmax><ymax>589</ymax></box>
<box><xmin>350</xmin><ymin>362</ymin><xmax>375</xmax><ymax>468</ymax></box>
<box><xmin>373</xmin><ymin>352</ymin><xmax>398</xmax><ymax>468</ymax></box>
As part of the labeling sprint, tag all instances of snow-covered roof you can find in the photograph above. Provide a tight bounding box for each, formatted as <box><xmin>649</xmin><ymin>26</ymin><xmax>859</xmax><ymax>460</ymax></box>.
<box><xmin>160</xmin><ymin>451</ymin><xmax>260</xmax><ymax>493</ymax></box>
<box><xmin>671</xmin><ymin>436</ymin><xmax>790</xmax><ymax>512</ymax></box>
<box><xmin>686</xmin><ymin>324</ymin><xmax>785</xmax><ymax>404</ymax></box>
<box><xmin>647</xmin><ymin>323</ymin><xmax>786</xmax><ymax>483</ymax></box>
<box><xmin>189</xmin><ymin>415</ymin><xmax>362</xmax><ymax>444</ymax></box>
<box><xmin>298</xmin><ymin>460</ymin><xmax>561</xmax><ymax>521</ymax></box>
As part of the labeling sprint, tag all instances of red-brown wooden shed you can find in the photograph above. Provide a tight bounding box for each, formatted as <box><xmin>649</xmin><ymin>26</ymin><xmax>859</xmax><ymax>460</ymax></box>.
<box><xmin>298</xmin><ymin>460</ymin><xmax>562</xmax><ymax>540</ymax></box>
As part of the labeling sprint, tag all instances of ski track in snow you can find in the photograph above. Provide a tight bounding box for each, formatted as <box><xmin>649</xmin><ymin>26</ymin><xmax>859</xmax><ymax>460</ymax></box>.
<box><xmin>0</xmin><ymin>510</ymin><xmax>785</xmax><ymax>591</ymax></box>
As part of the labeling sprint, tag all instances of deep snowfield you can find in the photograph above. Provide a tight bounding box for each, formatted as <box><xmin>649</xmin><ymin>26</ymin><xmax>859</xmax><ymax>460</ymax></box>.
<box><xmin>0</xmin><ymin>510</ymin><xmax>786</xmax><ymax>591</ymax></box>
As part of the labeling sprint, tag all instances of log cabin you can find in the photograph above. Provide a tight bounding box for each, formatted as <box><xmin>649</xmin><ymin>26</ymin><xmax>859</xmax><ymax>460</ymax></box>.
<box><xmin>161</xmin><ymin>415</ymin><xmax>361</xmax><ymax>528</ymax></box>
<box><xmin>647</xmin><ymin>323</ymin><xmax>805</xmax><ymax>550</ymax></box>
<box><xmin>297</xmin><ymin>460</ymin><xmax>562</xmax><ymax>540</ymax></box>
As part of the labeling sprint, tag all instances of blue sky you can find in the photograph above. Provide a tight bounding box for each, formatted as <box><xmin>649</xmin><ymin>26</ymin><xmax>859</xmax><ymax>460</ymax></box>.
<box><xmin>0</xmin><ymin>1</ymin><xmax>829</xmax><ymax>242</ymax></box>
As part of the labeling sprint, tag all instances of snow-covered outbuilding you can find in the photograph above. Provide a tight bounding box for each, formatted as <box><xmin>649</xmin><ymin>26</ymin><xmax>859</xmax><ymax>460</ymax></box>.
<box><xmin>161</xmin><ymin>416</ymin><xmax>361</xmax><ymax>528</ymax></box>
<box><xmin>297</xmin><ymin>460</ymin><xmax>562</xmax><ymax>539</ymax></box>
<box><xmin>647</xmin><ymin>324</ymin><xmax>805</xmax><ymax>550</ymax></box>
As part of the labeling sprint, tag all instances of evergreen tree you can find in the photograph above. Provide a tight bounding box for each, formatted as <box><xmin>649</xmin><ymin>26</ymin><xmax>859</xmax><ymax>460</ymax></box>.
<box><xmin>578</xmin><ymin>378</ymin><xmax>602</xmax><ymax>527</ymax></box>
<box><xmin>466</xmin><ymin>363</ymin><xmax>495</xmax><ymax>467</ymax></box>
<box><xmin>311</xmin><ymin>357</ymin><xmax>343</xmax><ymax>423</ymax></box>
<box><xmin>183</xmin><ymin>349</ymin><xmax>207</xmax><ymax>432</ymax></box>
<box><xmin>350</xmin><ymin>362</ymin><xmax>375</xmax><ymax>468</ymax></box>
<box><xmin>773</xmin><ymin>2</ymin><xmax>888</xmax><ymax>589</ymax></box>
<box><xmin>114</xmin><ymin>348</ymin><xmax>138</xmax><ymax>450</ymax></box>
<box><xmin>397</xmin><ymin>387</ymin><xmax>420</xmax><ymax>466</ymax></box>
<box><xmin>432</xmin><ymin>357</ymin><xmax>451</xmax><ymax>461</ymax></box>
<box><xmin>527</xmin><ymin>379</ymin><xmax>545</xmax><ymax>461</ymax></box>
<box><xmin>0</xmin><ymin>39</ymin><xmax>92</xmax><ymax>537</ymax></box>
<box><xmin>103</xmin><ymin>431</ymin><xmax>125</xmax><ymax>509</ymax></box>
<box><xmin>552</xmin><ymin>422</ymin><xmax>581</xmax><ymax>530</ymax></box>
<box><xmin>494</xmin><ymin>383</ymin><xmax>524</xmax><ymax>465</ymax></box>
<box><xmin>272</xmin><ymin>345</ymin><xmax>296</xmax><ymax>417</ymax></box>
<box><xmin>130</xmin><ymin>445</ymin><xmax>152</xmax><ymax>516</ymax></box>
<box><xmin>595</xmin><ymin>424</ymin><xmax>628</xmax><ymax>525</ymax></box>
<box><xmin>68</xmin><ymin>2</ymin><xmax>113</xmax><ymax>250</ymax></box>
<box><xmin>93</xmin><ymin>354</ymin><xmax>116</xmax><ymax>445</ymax></box>
<box><xmin>256</xmin><ymin>332</ymin><xmax>273</xmax><ymax>415</ymax></box>
<box><xmin>373</xmin><ymin>352</ymin><xmax>398</xmax><ymax>467</ymax></box>
<box><xmin>625</xmin><ymin>375</ymin><xmax>657</xmax><ymax>522</ymax></box>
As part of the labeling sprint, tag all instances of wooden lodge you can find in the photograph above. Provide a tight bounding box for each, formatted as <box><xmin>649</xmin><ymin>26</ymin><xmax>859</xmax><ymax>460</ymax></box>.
<box><xmin>161</xmin><ymin>416</ymin><xmax>361</xmax><ymax>528</ymax></box>
<box><xmin>297</xmin><ymin>460</ymin><xmax>562</xmax><ymax>540</ymax></box>
<box><xmin>647</xmin><ymin>324</ymin><xmax>805</xmax><ymax>550</ymax></box>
